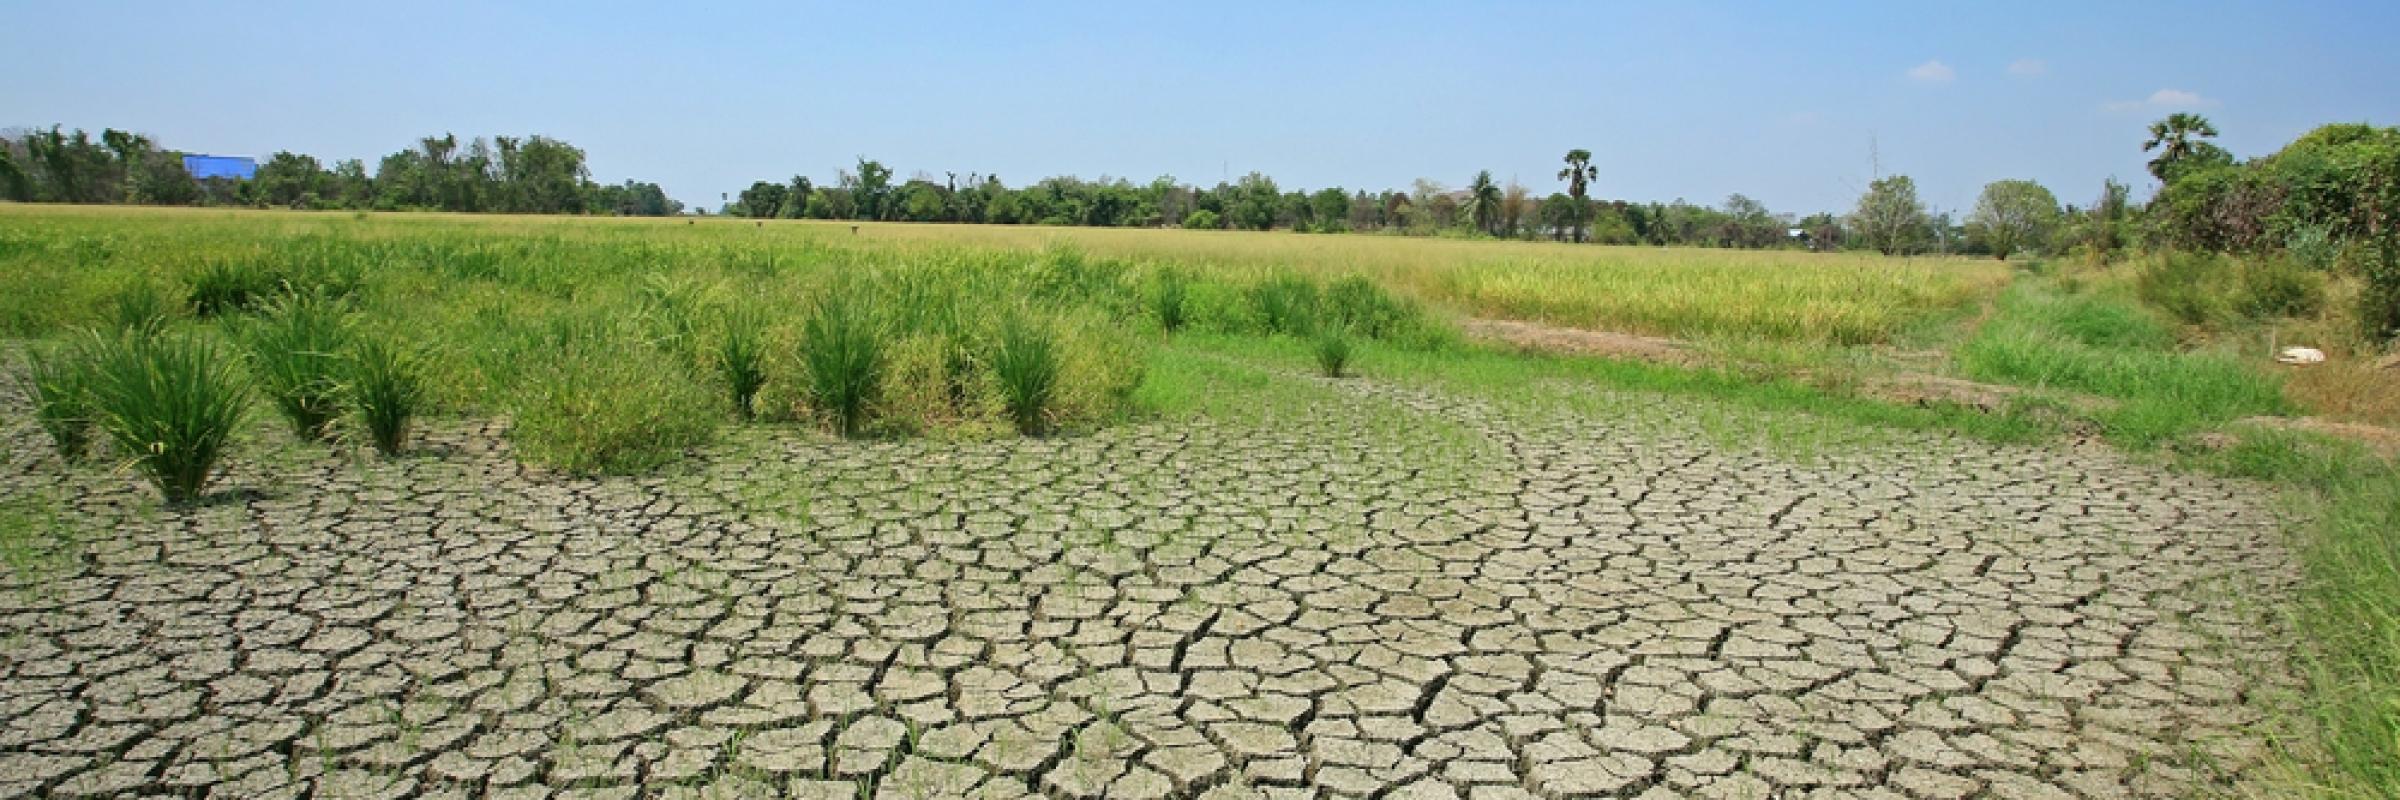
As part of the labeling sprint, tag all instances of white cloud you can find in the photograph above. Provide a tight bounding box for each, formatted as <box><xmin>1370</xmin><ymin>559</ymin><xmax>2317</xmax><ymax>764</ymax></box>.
<box><xmin>2104</xmin><ymin>88</ymin><xmax>2219</xmax><ymax>112</ymax></box>
<box><xmin>1906</xmin><ymin>60</ymin><xmax>1956</xmax><ymax>84</ymax></box>
<box><xmin>2007</xmin><ymin>58</ymin><xmax>2047</xmax><ymax>77</ymax></box>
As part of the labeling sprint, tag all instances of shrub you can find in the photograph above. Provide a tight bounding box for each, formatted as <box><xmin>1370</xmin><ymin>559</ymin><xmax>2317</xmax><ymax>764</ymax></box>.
<box><xmin>716</xmin><ymin>307</ymin><xmax>769</xmax><ymax>420</ymax></box>
<box><xmin>188</xmin><ymin>259</ymin><xmax>281</xmax><ymax>317</ymax></box>
<box><xmin>801</xmin><ymin>290</ymin><xmax>886</xmax><ymax>436</ymax></box>
<box><xmin>2235</xmin><ymin>256</ymin><xmax>2325</xmax><ymax>319</ymax></box>
<box><xmin>240</xmin><ymin>292</ymin><xmax>352</xmax><ymax>440</ymax></box>
<box><xmin>1314</xmin><ymin>325</ymin><xmax>1354</xmax><ymax>378</ymax></box>
<box><xmin>1151</xmin><ymin>271</ymin><xmax>1189</xmax><ymax>335</ymax></box>
<box><xmin>2136</xmin><ymin>251</ymin><xmax>2230</xmax><ymax>326</ymax></box>
<box><xmin>347</xmin><ymin>336</ymin><xmax>425</xmax><ymax>456</ymax></box>
<box><xmin>510</xmin><ymin>344</ymin><xmax>716</xmax><ymax>475</ymax></box>
<box><xmin>82</xmin><ymin>330</ymin><xmax>252</xmax><ymax>504</ymax></box>
<box><xmin>22</xmin><ymin>344</ymin><xmax>94</xmax><ymax>461</ymax></box>
<box><xmin>1182</xmin><ymin>210</ymin><xmax>1220</xmax><ymax>230</ymax></box>
<box><xmin>2364</xmin><ymin>239</ymin><xmax>2400</xmax><ymax>341</ymax></box>
<box><xmin>1251</xmin><ymin>275</ymin><xmax>1319</xmax><ymax>335</ymax></box>
<box><xmin>990</xmin><ymin>311</ymin><xmax>1062</xmax><ymax>435</ymax></box>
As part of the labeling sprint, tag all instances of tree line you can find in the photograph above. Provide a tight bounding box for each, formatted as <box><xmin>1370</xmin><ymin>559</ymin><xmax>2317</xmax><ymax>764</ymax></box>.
<box><xmin>0</xmin><ymin>127</ymin><xmax>681</xmax><ymax>216</ymax></box>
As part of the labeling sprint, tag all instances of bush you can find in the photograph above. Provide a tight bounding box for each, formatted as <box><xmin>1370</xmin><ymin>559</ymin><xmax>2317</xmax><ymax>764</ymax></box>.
<box><xmin>187</xmin><ymin>259</ymin><xmax>282</xmax><ymax>317</ymax></box>
<box><xmin>2136</xmin><ymin>251</ymin><xmax>2231</xmax><ymax>326</ymax></box>
<box><xmin>347</xmin><ymin>336</ymin><xmax>424</xmax><ymax>456</ymax></box>
<box><xmin>2365</xmin><ymin>239</ymin><xmax>2400</xmax><ymax>341</ymax></box>
<box><xmin>1314</xmin><ymin>326</ymin><xmax>1354</xmax><ymax>378</ymax></box>
<box><xmin>82</xmin><ymin>330</ymin><xmax>252</xmax><ymax>504</ymax></box>
<box><xmin>801</xmin><ymin>290</ymin><xmax>886</xmax><ymax>436</ymax></box>
<box><xmin>989</xmin><ymin>311</ymin><xmax>1062</xmax><ymax>435</ymax></box>
<box><xmin>715</xmin><ymin>307</ymin><xmax>768</xmax><ymax>420</ymax></box>
<box><xmin>510</xmin><ymin>344</ymin><xmax>716</xmax><ymax>475</ymax></box>
<box><xmin>1181</xmin><ymin>210</ymin><xmax>1220</xmax><ymax>230</ymax></box>
<box><xmin>241</xmin><ymin>292</ymin><xmax>353</xmax><ymax>441</ymax></box>
<box><xmin>22</xmin><ymin>344</ymin><xmax>94</xmax><ymax>461</ymax></box>
<box><xmin>2235</xmin><ymin>256</ymin><xmax>2325</xmax><ymax>319</ymax></box>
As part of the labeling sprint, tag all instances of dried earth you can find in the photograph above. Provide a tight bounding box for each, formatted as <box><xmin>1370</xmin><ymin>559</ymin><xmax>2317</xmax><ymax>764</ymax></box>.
<box><xmin>0</xmin><ymin>368</ymin><xmax>2298</xmax><ymax>799</ymax></box>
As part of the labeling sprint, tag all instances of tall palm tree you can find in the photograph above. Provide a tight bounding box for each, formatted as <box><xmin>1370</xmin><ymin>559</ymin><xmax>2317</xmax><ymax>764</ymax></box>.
<box><xmin>1558</xmin><ymin>149</ymin><xmax>1598</xmax><ymax>242</ymax></box>
<box><xmin>1468</xmin><ymin>170</ymin><xmax>1503</xmax><ymax>236</ymax></box>
<box><xmin>2142</xmin><ymin>113</ymin><xmax>2219</xmax><ymax>182</ymax></box>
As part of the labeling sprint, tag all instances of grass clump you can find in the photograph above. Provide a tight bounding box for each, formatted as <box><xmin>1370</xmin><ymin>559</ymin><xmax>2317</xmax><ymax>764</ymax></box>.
<box><xmin>346</xmin><ymin>336</ymin><xmax>425</xmax><ymax>456</ymax></box>
<box><xmin>510</xmin><ymin>342</ymin><xmax>717</xmax><ymax>475</ymax></box>
<box><xmin>82</xmin><ymin>330</ymin><xmax>252</xmax><ymax>505</ymax></box>
<box><xmin>1251</xmin><ymin>274</ymin><xmax>1319</xmax><ymax>335</ymax></box>
<box><xmin>187</xmin><ymin>258</ymin><xmax>282</xmax><ymax>318</ymax></box>
<box><xmin>989</xmin><ymin>311</ymin><xmax>1062</xmax><ymax>434</ymax></box>
<box><xmin>801</xmin><ymin>290</ymin><xmax>887</xmax><ymax>437</ymax></box>
<box><xmin>240</xmin><ymin>292</ymin><xmax>353</xmax><ymax>441</ymax></box>
<box><xmin>1313</xmin><ymin>325</ymin><xmax>1354</xmax><ymax>378</ymax></box>
<box><xmin>715</xmin><ymin>307</ymin><xmax>769</xmax><ymax>420</ymax></box>
<box><xmin>21</xmin><ymin>344</ymin><xmax>95</xmax><ymax>461</ymax></box>
<box><xmin>1151</xmin><ymin>270</ymin><xmax>1189</xmax><ymax>334</ymax></box>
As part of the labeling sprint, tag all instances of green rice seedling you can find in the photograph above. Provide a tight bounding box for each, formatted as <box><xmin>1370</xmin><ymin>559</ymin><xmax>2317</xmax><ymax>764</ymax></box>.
<box><xmin>346</xmin><ymin>336</ymin><xmax>425</xmax><ymax>456</ymax></box>
<box><xmin>989</xmin><ymin>311</ymin><xmax>1062</xmax><ymax>435</ymax></box>
<box><xmin>240</xmin><ymin>291</ymin><xmax>353</xmax><ymax>441</ymax></box>
<box><xmin>81</xmin><ymin>329</ymin><xmax>252</xmax><ymax>505</ymax></box>
<box><xmin>801</xmin><ymin>290</ymin><xmax>886</xmax><ymax>437</ymax></box>
<box><xmin>716</xmin><ymin>306</ymin><xmax>769</xmax><ymax>420</ymax></box>
<box><xmin>21</xmin><ymin>344</ymin><xmax>95</xmax><ymax>461</ymax></box>
<box><xmin>1150</xmin><ymin>270</ymin><xmax>1189</xmax><ymax>334</ymax></box>
<box><xmin>187</xmin><ymin>258</ymin><xmax>281</xmax><ymax>317</ymax></box>
<box><xmin>1314</xmin><ymin>325</ymin><xmax>1354</xmax><ymax>378</ymax></box>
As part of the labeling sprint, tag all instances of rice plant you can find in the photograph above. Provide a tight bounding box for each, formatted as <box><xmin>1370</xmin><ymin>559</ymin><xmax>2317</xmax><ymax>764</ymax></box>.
<box><xmin>1150</xmin><ymin>270</ymin><xmax>1189</xmax><ymax>334</ymax></box>
<box><xmin>1314</xmin><ymin>325</ymin><xmax>1354</xmax><ymax>378</ymax></box>
<box><xmin>240</xmin><ymin>291</ymin><xmax>352</xmax><ymax>441</ymax></box>
<box><xmin>1251</xmin><ymin>274</ymin><xmax>1319</xmax><ymax>335</ymax></box>
<box><xmin>81</xmin><ymin>330</ymin><xmax>251</xmax><ymax>505</ymax></box>
<box><xmin>187</xmin><ymin>258</ymin><xmax>280</xmax><ymax>317</ymax></box>
<box><xmin>801</xmin><ymin>290</ymin><xmax>886</xmax><ymax>437</ymax></box>
<box><xmin>989</xmin><ymin>311</ymin><xmax>1062</xmax><ymax>435</ymax></box>
<box><xmin>346</xmin><ymin>336</ymin><xmax>425</xmax><ymax>456</ymax></box>
<box><xmin>716</xmin><ymin>307</ymin><xmax>769</xmax><ymax>420</ymax></box>
<box><xmin>511</xmin><ymin>342</ymin><xmax>717</xmax><ymax>475</ymax></box>
<box><xmin>22</xmin><ymin>344</ymin><xmax>95</xmax><ymax>461</ymax></box>
<box><xmin>109</xmin><ymin>283</ymin><xmax>173</xmax><ymax>334</ymax></box>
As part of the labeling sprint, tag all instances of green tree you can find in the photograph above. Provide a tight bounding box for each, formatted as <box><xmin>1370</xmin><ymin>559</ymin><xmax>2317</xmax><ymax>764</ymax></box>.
<box><xmin>254</xmin><ymin>151</ymin><xmax>326</xmax><ymax>208</ymax></box>
<box><xmin>1850</xmin><ymin>174</ymin><xmax>1929</xmax><ymax>255</ymax></box>
<box><xmin>849</xmin><ymin>158</ymin><xmax>893</xmax><ymax>220</ymax></box>
<box><xmin>1964</xmin><ymin>179</ymin><xmax>2061</xmax><ymax>260</ymax></box>
<box><xmin>737</xmin><ymin>180</ymin><xmax>788</xmax><ymax>219</ymax></box>
<box><xmin>2143</xmin><ymin>113</ymin><xmax>2223</xmax><ymax>183</ymax></box>
<box><xmin>1556</xmin><ymin>149</ymin><xmax>1598</xmax><ymax>242</ymax></box>
<box><xmin>1468</xmin><ymin>171</ymin><xmax>1502</xmax><ymax>236</ymax></box>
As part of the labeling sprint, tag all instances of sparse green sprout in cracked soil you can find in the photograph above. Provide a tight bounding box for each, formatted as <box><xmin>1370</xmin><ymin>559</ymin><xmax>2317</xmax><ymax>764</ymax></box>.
<box><xmin>21</xmin><ymin>341</ymin><xmax>96</xmax><ymax>461</ymax></box>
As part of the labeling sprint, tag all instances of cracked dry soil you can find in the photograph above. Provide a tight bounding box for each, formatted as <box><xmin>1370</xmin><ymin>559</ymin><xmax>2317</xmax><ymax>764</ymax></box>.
<box><xmin>0</xmin><ymin>372</ymin><xmax>2298</xmax><ymax>799</ymax></box>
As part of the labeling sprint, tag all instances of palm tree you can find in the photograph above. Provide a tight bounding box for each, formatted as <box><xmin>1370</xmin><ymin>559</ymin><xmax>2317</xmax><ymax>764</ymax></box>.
<box><xmin>1557</xmin><ymin>149</ymin><xmax>1598</xmax><ymax>242</ymax></box>
<box><xmin>2142</xmin><ymin>113</ymin><xmax>2219</xmax><ymax>182</ymax></box>
<box><xmin>1468</xmin><ymin>170</ymin><xmax>1503</xmax><ymax>237</ymax></box>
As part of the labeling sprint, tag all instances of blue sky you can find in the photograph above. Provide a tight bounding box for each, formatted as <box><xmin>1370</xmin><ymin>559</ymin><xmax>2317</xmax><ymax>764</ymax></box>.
<box><xmin>5</xmin><ymin>1</ymin><xmax>2395</xmax><ymax>215</ymax></box>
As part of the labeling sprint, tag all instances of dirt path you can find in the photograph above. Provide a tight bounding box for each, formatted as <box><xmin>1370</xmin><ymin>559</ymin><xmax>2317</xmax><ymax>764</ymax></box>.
<box><xmin>0</xmin><ymin>370</ymin><xmax>2298</xmax><ymax>798</ymax></box>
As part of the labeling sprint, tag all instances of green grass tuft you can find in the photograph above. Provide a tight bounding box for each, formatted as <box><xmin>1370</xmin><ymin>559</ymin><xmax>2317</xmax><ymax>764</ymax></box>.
<box><xmin>989</xmin><ymin>310</ymin><xmax>1062</xmax><ymax>435</ymax></box>
<box><xmin>21</xmin><ymin>343</ymin><xmax>95</xmax><ymax>461</ymax></box>
<box><xmin>82</xmin><ymin>329</ymin><xmax>252</xmax><ymax>505</ymax></box>
<box><xmin>715</xmin><ymin>307</ymin><xmax>769</xmax><ymax>420</ymax></box>
<box><xmin>240</xmin><ymin>291</ymin><xmax>353</xmax><ymax>441</ymax></box>
<box><xmin>1313</xmin><ymin>325</ymin><xmax>1354</xmax><ymax>378</ymax></box>
<box><xmin>509</xmin><ymin>342</ymin><xmax>717</xmax><ymax>475</ymax></box>
<box><xmin>800</xmin><ymin>290</ymin><xmax>887</xmax><ymax>437</ymax></box>
<box><xmin>346</xmin><ymin>335</ymin><xmax>425</xmax><ymax>456</ymax></box>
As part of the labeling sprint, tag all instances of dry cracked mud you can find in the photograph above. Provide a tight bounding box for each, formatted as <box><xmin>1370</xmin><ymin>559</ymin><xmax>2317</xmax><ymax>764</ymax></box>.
<box><xmin>0</xmin><ymin>369</ymin><xmax>2299</xmax><ymax>799</ymax></box>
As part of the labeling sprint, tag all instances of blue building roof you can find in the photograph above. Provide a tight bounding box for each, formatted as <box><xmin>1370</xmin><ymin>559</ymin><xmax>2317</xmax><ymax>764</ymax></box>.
<box><xmin>183</xmin><ymin>155</ymin><xmax>257</xmax><ymax>181</ymax></box>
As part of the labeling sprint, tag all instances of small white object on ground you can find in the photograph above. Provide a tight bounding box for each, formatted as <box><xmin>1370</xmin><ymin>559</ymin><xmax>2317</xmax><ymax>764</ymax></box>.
<box><xmin>2276</xmin><ymin>346</ymin><xmax>2327</xmax><ymax>365</ymax></box>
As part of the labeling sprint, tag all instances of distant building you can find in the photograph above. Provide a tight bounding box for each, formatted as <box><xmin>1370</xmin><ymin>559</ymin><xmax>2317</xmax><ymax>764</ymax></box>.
<box><xmin>182</xmin><ymin>154</ymin><xmax>257</xmax><ymax>181</ymax></box>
